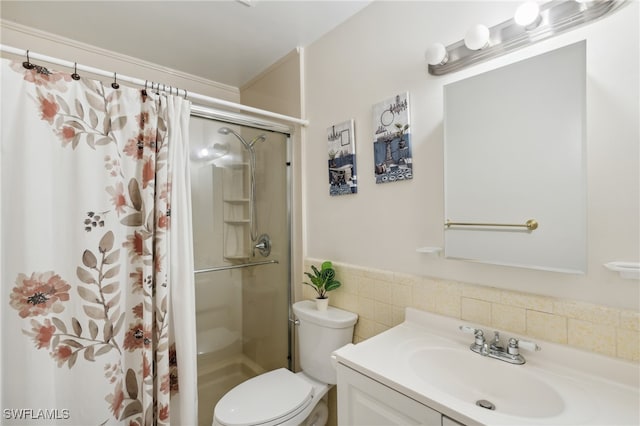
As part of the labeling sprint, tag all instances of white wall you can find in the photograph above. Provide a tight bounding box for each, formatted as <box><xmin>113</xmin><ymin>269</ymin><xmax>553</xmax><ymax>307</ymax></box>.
<box><xmin>304</xmin><ymin>1</ymin><xmax>639</xmax><ymax>310</ymax></box>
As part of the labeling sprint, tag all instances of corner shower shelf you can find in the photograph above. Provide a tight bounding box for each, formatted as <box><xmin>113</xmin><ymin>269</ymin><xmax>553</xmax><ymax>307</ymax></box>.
<box><xmin>222</xmin><ymin>158</ymin><xmax>251</xmax><ymax>260</ymax></box>
<box><xmin>603</xmin><ymin>262</ymin><xmax>640</xmax><ymax>280</ymax></box>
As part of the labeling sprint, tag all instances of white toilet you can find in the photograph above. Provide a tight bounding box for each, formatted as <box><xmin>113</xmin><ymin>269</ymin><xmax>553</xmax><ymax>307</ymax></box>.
<box><xmin>212</xmin><ymin>300</ymin><xmax>358</xmax><ymax>426</ymax></box>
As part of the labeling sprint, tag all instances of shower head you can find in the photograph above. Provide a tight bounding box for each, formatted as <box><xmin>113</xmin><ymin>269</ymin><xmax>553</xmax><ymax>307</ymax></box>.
<box><xmin>250</xmin><ymin>134</ymin><xmax>267</xmax><ymax>146</ymax></box>
<box><xmin>218</xmin><ymin>127</ymin><xmax>267</xmax><ymax>149</ymax></box>
<box><xmin>218</xmin><ymin>126</ymin><xmax>250</xmax><ymax>150</ymax></box>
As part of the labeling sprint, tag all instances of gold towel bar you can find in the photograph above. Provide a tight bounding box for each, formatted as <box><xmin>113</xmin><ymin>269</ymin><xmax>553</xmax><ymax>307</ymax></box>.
<box><xmin>445</xmin><ymin>219</ymin><xmax>539</xmax><ymax>231</ymax></box>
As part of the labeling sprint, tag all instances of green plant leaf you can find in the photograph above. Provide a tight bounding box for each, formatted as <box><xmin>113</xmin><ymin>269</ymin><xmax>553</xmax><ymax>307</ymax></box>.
<box><xmin>325</xmin><ymin>280</ymin><xmax>341</xmax><ymax>292</ymax></box>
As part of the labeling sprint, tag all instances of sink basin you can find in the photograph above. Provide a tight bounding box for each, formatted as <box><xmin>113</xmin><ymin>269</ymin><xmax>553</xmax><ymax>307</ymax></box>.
<box><xmin>408</xmin><ymin>347</ymin><xmax>565</xmax><ymax>418</ymax></box>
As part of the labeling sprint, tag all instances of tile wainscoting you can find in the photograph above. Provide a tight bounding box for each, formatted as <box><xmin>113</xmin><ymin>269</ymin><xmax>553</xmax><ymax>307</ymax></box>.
<box><xmin>302</xmin><ymin>259</ymin><xmax>640</xmax><ymax>362</ymax></box>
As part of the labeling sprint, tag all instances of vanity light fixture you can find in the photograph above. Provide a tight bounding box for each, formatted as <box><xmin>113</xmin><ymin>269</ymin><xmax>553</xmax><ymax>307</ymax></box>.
<box><xmin>425</xmin><ymin>43</ymin><xmax>449</xmax><ymax>66</ymax></box>
<box><xmin>464</xmin><ymin>24</ymin><xmax>491</xmax><ymax>50</ymax></box>
<box><xmin>426</xmin><ymin>0</ymin><xmax>627</xmax><ymax>75</ymax></box>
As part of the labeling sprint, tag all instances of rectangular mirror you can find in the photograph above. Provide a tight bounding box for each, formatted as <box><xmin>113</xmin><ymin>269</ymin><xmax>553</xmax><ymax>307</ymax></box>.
<box><xmin>444</xmin><ymin>41</ymin><xmax>586</xmax><ymax>273</ymax></box>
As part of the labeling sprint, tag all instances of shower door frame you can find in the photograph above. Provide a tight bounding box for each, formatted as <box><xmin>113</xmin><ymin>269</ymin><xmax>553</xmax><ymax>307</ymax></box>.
<box><xmin>190</xmin><ymin>105</ymin><xmax>295</xmax><ymax>371</ymax></box>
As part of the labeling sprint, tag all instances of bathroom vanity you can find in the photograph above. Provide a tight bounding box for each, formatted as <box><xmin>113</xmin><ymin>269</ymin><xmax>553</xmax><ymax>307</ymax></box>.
<box><xmin>333</xmin><ymin>308</ymin><xmax>639</xmax><ymax>426</ymax></box>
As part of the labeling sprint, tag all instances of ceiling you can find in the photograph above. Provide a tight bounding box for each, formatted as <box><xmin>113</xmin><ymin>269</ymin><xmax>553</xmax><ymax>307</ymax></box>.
<box><xmin>0</xmin><ymin>0</ymin><xmax>372</xmax><ymax>88</ymax></box>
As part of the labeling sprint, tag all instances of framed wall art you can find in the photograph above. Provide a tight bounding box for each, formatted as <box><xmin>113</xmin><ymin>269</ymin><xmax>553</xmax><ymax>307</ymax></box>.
<box><xmin>372</xmin><ymin>92</ymin><xmax>412</xmax><ymax>184</ymax></box>
<box><xmin>327</xmin><ymin>119</ymin><xmax>357</xmax><ymax>196</ymax></box>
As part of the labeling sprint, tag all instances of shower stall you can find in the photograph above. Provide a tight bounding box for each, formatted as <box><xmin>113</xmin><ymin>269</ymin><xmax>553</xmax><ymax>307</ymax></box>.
<box><xmin>189</xmin><ymin>114</ymin><xmax>292</xmax><ymax>426</ymax></box>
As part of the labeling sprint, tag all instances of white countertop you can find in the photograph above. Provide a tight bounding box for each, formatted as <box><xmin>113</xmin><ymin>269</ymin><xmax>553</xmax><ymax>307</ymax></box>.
<box><xmin>334</xmin><ymin>308</ymin><xmax>640</xmax><ymax>426</ymax></box>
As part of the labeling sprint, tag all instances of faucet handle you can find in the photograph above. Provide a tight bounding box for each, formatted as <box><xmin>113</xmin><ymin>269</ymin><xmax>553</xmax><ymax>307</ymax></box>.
<box><xmin>459</xmin><ymin>325</ymin><xmax>480</xmax><ymax>335</ymax></box>
<box><xmin>459</xmin><ymin>325</ymin><xmax>485</xmax><ymax>345</ymax></box>
<box><xmin>508</xmin><ymin>337</ymin><xmax>541</xmax><ymax>355</ymax></box>
<box><xmin>517</xmin><ymin>339</ymin><xmax>541</xmax><ymax>352</ymax></box>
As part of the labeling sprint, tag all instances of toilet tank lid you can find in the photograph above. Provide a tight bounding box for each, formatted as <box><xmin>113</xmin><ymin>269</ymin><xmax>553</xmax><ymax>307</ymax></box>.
<box><xmin>293</xmin><ymin>300</ymin><xmax>358</xmax><ymax>328</ymax></box>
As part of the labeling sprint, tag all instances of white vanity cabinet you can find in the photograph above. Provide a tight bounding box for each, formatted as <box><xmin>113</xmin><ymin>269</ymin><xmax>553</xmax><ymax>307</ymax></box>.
<box><xmin>337</xmin><ymin>364</ymin><xmax>463</xmax><ymax>426</ymax></box>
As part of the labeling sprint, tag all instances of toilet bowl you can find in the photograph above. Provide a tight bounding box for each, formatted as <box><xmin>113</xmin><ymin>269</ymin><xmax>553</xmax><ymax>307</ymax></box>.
<box><xmin>213</xmin><ymin>369</ymin><xmax>328</xmax><ymax>426</ymax></box>
<box><xmin>213</xmin><ymin>301</ymin><xmax>358</xmax><ymax>426</ymax></box>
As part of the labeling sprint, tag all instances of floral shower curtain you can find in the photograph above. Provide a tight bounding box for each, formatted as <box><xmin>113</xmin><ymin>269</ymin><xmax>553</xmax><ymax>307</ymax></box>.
<box><xmin>0</xmin><ymin>58</ymin><xmax>197</xmax><ymax>425</ymax></box>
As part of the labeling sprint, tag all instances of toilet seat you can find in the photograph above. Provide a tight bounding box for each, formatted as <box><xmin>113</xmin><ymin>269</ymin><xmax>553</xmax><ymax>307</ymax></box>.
<box><xmin>214</xmin><ymin>368</ymin><xmax>314</xmax><ymax>426</ymax></box>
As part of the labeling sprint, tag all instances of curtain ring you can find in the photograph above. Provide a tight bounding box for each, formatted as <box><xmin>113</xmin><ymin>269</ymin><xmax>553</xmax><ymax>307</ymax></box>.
<box><xmin>22</xmin><ymin>49</ymin><xmax>35</xmax><ymax>70</ymax></box>
<box><xmin>71</xmin><ymin>62</ymin><xmax>81</xmax><ymax>80</ymax></box>
<box><xmin>111</xmin><ymin>72</ymin><xmax>120</xmax><ymax>89</ymax></box>
<box><xmin>183</xmin><ymin>89</ymin><xmax>188</xmax><ymax>100</ymax></box>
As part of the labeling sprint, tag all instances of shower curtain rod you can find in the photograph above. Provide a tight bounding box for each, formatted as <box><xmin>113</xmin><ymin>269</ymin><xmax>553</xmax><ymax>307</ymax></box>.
<box><xmin>0</xmin><ymin>44</ymin><xmax>309</xmax><ymax>127</ymax></box>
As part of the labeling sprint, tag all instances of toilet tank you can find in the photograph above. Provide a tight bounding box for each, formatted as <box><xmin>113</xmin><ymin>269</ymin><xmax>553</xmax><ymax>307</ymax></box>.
<box><xmin>293</xmin><ymin>300</ymin><xmax>358</xmax><ymax>385</ymax></box>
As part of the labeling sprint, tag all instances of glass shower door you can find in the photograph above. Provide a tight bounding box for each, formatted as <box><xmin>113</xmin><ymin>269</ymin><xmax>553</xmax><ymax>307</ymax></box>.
<box><xmin>189</xmin><ymin>116</ymin><xmax>291</xmax><ymax>426</ymax></box>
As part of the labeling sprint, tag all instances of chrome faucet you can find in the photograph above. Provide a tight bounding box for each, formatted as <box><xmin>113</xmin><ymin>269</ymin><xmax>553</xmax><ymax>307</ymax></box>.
<box><xmin>459</xmin><ymin>325</ymin><xmax>540</xmax><ymax>365</ymax></box>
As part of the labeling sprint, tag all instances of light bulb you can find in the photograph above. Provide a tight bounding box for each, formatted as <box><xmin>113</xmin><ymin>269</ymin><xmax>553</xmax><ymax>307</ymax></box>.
<box><xmin>425</xmin><ymin>43</ymin><xmax>449</xmax><ymax>66</ymax></box>
<box><xmin>464</xmin><ymin>24</ymin><xmax>490</xmax><ymax>51</ymax></box>
<box><xmin>515</xmin><ymin>1</ymin><xmax>541</xmax><ymax>29</ymax></box>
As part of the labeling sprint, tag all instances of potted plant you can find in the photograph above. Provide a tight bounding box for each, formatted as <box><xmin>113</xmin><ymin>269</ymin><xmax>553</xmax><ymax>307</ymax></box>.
<box><xmin>303</xmin><ymin>261</ymin><xmax>341</xmax><ymax>311</ymax></box>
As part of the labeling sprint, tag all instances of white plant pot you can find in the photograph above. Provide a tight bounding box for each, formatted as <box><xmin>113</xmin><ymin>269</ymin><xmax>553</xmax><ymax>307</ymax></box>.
<box><xmin>315</xmin><ymin>297</ymin><xmax>329</xmax><ymax>311</ymax></box>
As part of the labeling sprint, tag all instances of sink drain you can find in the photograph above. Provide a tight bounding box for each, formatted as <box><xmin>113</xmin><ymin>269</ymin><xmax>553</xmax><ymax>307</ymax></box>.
<box><xmin>476</xmin><ymin>399</ymin><xmax>496</xmax><ymax>411</ymax></box>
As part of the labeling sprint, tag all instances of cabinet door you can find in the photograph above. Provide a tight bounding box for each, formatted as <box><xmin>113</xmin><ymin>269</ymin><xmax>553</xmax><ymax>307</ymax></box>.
<box><xmin>337</xmin><ymin>364</ymin><xmax>441</xmax><ymax>426</ymax></box>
